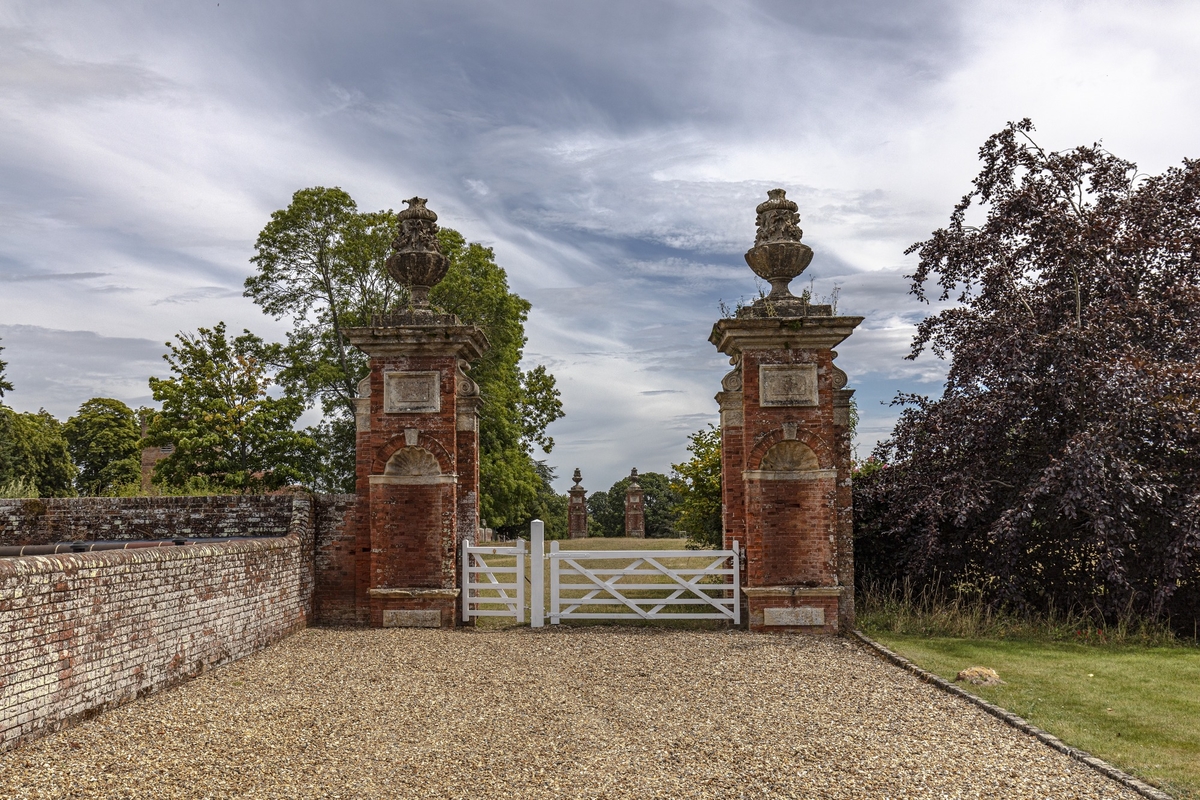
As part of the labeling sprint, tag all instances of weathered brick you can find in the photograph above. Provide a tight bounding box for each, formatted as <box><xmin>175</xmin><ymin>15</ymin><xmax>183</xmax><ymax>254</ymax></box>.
<box><xmin>1</xmin><ymin>533</ymin><xmax>307</xmax><ymax>754</ymax></box>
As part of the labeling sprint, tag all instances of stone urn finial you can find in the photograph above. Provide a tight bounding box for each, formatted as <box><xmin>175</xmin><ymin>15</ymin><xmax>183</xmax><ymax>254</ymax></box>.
<box><xmin>386</xmin><ymin>197</ymin><xmax>450</xmax><ymax>307</ymax></box>
<box><xmin>744</xmin><ymin>188</ymin><xmax>814</xmax><ymax>300</ymax></box>
<box><xmin>629</xmin><ymin>467</ymin><xmax>639</xmax><ymax>486</ymax></box>
<box><xmin>572</xmin><ymin>468</ymin><xmax>583</xmax><ymax>487</ymax></box>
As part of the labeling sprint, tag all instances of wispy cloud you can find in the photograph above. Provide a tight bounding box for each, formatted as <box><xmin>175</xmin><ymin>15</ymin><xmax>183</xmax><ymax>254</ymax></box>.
<box><xmin>152</xmin><ymin>286</ymin><xmax>244</xmax><ymax>306</ymax></box>
<box><xmin>2</xmin><ymin>271</ymin><xmax>109</xmax><ymax>282</ymax></box>
<box><xmin>1</xmin><ymin>1</ymin><xmax>1198</xmax><ymax>489</ymax></box>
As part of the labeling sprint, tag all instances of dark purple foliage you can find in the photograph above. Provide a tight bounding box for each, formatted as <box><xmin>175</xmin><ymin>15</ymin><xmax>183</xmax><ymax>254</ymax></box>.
<box><xmin>855</xmin><ymin>120</ymin><xmax>1200</xmax><ymax>629</ymax></box>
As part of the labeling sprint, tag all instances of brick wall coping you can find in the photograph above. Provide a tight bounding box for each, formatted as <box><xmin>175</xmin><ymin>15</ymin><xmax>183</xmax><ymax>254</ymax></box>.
<box><xmin>0</xmin><ymin>494</ymin><xmax>314</xmax><ymax>547</ymax></box>
<box><xmin>742</xmin><ymin>586</ymin><xmax>847</xmax><ymax>597</ymax></box>
<box><xmin>852</xmin><ymin>630</ymin><xmax>1174</xmax><ymax>800</ymax></box>
<box><xmin>0</xmin><ymin>534</ymin><xmax>298</xmax><ymax>582</ymax></box>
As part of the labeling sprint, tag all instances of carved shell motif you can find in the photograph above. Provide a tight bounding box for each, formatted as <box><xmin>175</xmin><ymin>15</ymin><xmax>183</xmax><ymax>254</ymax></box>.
<box><xmin>760</xmin><ymin>440</ymin><xmax>820</xmax><ymax>471</ymax></box>
<box><xmin>384</xmin><ymin>447</ymin><xmax>441</xmax><ymax>477</ymax></box>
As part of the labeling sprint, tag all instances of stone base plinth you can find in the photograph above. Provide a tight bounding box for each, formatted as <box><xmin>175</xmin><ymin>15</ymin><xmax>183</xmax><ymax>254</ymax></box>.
<box><xmin>744</xmin><ymin>586</ymin><xmax>845</xmax><ymax>634</ymax></box>
<box><xmin>367</xmin><ymin>587</ymin><xmax>460</xmax><ymax>628</ymax></box>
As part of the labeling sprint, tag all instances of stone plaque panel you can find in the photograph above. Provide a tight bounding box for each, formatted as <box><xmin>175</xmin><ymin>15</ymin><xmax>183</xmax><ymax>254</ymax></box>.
<box><xmin>381</xmin><ymin>609</ymin><xmax>442</xmax><ymax>628</ymax></box>
<box><xmin>763</xmin><ymin>606</ymin><xmax>825</xmax><ymax>626</ymax></box>
<box><xmin>759</xmin><ymin>364</ymin><xmax>818</xmax><ymax>407</ymax></box>
<box><xmin>383</xmin><ymin>371</ymin><xmax>441</xmax><ymax>414</ymax></box>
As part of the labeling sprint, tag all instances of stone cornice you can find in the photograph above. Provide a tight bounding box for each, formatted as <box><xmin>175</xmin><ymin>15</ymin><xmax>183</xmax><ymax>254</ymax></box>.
<box><xmin>709</xmin><ymin>315</ymin><xmax>864</xmax><ymax>356</ymax></box>
<box><xmin>743</xmin><ymin>468</ymin><xmax>839</xmax><ymax>481</ymax></box>
<box><xmin>344</xmin><ymin>323</ymin><xmax>489</xmax><ymax>360</ymax></box>
<box><xmin>368</xmin><ymin>474</ymin><xmax>458</xmax><ymax>486</ymax></box>
<box><xmin>742</xmin><ymin>586</ymin><xmax>846</xmax><ymax>597</ymax></box>
<box><xmin>366</xmin><ymin>587</ymin><xmax>461</xmax><ymax>598</ymax></box>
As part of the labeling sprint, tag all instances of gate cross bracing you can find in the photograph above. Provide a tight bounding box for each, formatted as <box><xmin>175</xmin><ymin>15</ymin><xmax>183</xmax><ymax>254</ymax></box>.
<box><xmin>461</xmin><ymin>539</ymin><xmax>525</xmax><ymax>623</ymax></box>
<box><xmin>460</xmin><ymin>520</ymin><xmax>740</xmax><ymax>626</ymax></box>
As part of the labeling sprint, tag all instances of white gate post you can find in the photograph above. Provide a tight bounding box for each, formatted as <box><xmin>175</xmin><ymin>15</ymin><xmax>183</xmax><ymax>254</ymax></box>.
<box><xmin>516</xmin><ymin>538</ymin><xmax>526</xmax><ymax>624</ymax></box>
<box><xmin>733</xmin><ymin>539</ymin><xmax>741</xmax><ymax>625</ymax></box>
<box><xmin>530</xmin><ymin>520</ymin><xmax>544</xmax><ymax>628</ymax></box>
<box><xmin>549</xmin><ymin>540</ymin><xmax>560</xmax><ymax>625</ymax></box>
<box><xmin>462</xmin><ymin>537</ymin><xmax>472</xmax><ymax>623</ymax></box>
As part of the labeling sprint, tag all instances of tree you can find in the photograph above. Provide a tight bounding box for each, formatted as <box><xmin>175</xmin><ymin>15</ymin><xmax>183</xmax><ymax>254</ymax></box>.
<box><xmin>855</xmin><ymin>120</ymin><xmax>1200</xmax><ymax>629</ymax></box>
<box><xmin>500</xmin><ymin>460</ymin><xmax>568</xmax><ymax>540</ymax></box>
<box><xmin>0</xmin><ymin>338</ymin><xmax>12</xmax><ymax>398</ymax></box>
<box><xmin>245</xmin><ymin>188</ymin><xmax>396</xmax><ymax>492</ymax></box>
<box><xmin>0</xmin><ymin>407</ymin><xmax>76</xmax><ymax>497</ymax></box>
<box><xmin>430</xmin><ymin>229</ymin><xmax>565</xmax><ymax>529</ymax></box>
<box><xmin>245</xmin><ymin>188</ymin><xmax>565</xmax><ymax>529</ymax></box>
<box><xmin>64</xmin><ymin>398</ymin><xmax>141</xmax><ymax>496</ymax></box>
<box><xmin>586</xmin><ymin>471</ymin><xmax>680</xmax><ymax>538</ymax></box>
<box><xmin>144</xmin><ymin>322</ymin><xmax>313</xmax><ymax>494</ymax></box>
<box><xmin>671</xmin><ymin>426</ymin><xmax>723</xmax><ymax>548</ymax></box>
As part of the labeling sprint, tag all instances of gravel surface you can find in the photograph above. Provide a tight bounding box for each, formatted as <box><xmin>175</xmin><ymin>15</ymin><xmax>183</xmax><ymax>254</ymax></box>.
<box><xmin>0</xmin><ymin>627</ymin><xmax>1141</xmax><ymax>799</ymax></box>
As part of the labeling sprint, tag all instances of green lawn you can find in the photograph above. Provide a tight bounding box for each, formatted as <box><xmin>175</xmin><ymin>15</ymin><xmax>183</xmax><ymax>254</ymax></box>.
<box><xmin>869</xmin><ymin>632</ymin><xmax>1200</xmax><ymax>799</ymax></box>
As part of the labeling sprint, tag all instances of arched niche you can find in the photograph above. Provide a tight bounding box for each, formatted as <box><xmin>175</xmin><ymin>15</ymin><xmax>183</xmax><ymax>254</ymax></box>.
<box><xmin>383</xmin><ymin>447</ymin><xmax>441</xmax><ymax>477</ymax></box>
<box><xmin>759</xmin><ymin>440</ymin><xmax>820</xmax><ymax>472</ymax></box>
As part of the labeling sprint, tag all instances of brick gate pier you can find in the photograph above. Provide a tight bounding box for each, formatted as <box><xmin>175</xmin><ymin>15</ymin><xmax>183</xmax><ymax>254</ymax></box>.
<box><xmin>712</xmin><ymin>189</ymin><xmax>862</xmax><ymax>633</ymax></box>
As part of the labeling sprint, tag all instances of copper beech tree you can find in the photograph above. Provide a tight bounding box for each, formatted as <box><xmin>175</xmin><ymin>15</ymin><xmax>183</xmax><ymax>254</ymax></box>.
<box><xmin>856</xmin><ymin>120</ymin><xmax>1200</xmax><ymax>629</ymax></box>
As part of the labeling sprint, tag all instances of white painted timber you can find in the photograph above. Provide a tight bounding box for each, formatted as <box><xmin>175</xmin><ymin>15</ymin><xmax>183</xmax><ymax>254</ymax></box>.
<box><xmin>548</xmin><ymin>541</ymin><xmax>740</xmax><ymax>623</ymax></box>
<box><xmin>530</xmin><ymin>520</ymin><xmax>544</xmax><ymax>628</ymax></box>
<box><xmin>462</xmin><ymin>538</ymin><xmax>525</xmax><ymax>622</ymax></box>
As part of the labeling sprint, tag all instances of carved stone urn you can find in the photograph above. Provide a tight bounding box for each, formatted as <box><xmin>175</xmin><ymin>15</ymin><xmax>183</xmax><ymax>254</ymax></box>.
<box><xmin>743</xmin><ymin>188</ymin><xmax>813</xmax><ymax>300</ymax></box>
<box><xmin>385</xmin><ymin>197</ymin><xmax>450</xmax><ymax>307</ymax></box>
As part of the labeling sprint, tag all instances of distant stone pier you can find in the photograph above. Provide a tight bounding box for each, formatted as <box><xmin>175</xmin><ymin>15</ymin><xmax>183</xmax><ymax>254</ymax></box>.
<box><xmin>623</xmin><ymin>468</ymin><xmax>645</xmax><ymax>538</ymax></box>
<box><xmin>568</xmin><ymin>468</ymin><xmax>588</xmax><ymax>538</ymax></box>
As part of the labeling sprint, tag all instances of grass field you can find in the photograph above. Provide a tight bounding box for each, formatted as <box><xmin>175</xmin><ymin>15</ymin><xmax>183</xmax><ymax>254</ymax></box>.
<box><xmin>469</xmin><ymin>536</ymin><xmax>733</xmax><ymax>629</ymax></box>
<box><xmin>868</xmin><ymin>632</ymin><xmax>1200</xmax><ymax>798</ymax></box>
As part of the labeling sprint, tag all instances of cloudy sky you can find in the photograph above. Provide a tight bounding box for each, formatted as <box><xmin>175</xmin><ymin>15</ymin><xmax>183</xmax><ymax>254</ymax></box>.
<box><xmin>2</xmin><ymin>1</ymin><xmax>1198</xmax><ymax>492</ymax></box>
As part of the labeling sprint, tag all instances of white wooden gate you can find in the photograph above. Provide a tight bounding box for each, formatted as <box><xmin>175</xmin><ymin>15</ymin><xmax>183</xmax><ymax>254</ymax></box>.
<box><xmin>461</xmin><ymin>539</ymin><xmax>525</xmax><ymax>623</ymax></box>
<box><xmin>545</xmin><ymin>540</ymin><xmax>740</xmax><ymax>624</ymax></box>
<box><xmin>462</xmin><ymin>521</ymin><xmax>741</xmax><ymax>627</ymax></box>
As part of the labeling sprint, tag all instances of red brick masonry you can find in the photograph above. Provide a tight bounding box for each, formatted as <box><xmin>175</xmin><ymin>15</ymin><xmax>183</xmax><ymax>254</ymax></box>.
<box><xmin>0</xmin><ymin>535</ymin><xmax>308</xmax><ymax>753</ymax></box>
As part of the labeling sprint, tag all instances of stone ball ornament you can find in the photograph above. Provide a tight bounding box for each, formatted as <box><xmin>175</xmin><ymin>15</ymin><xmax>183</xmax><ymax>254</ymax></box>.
<box><xmin>385</xmin><ymin>196</ymin><xmax>450</xmax><ymax>308</ymax></box>
<box><xmin>744</xmin><ymin>188</ymin><xmax>814</xmax><ymax>300</ymax></box>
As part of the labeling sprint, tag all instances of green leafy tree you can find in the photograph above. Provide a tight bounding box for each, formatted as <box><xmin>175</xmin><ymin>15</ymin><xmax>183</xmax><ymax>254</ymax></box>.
<box><xmin>64</xmin><ymin>398</ymin><xmax>141</xmax><ymax>495</ymax></box>
<box><xmin>145</xmin><ymin>322</ymin><xmax>313</xmax><ymax>494</ymax></box>
<box><xmin>502</xmin><ymin>460</ymin><xmax>568</xmax><ymax>540</ymax></box>
<box><xmin>245</xmin><ymin>187</ymin><xmax>565</xmax><ymax>529</ymax></box>
<box><xmin>586</xmin><ymin>471</ymin><xmax>680</xmax><ymax>538</ymax></box>
<box><xmin>244</xmin><ymin>187</ymin><xmax>397</xmax><ymax>491</ymax></box>
<box><xmin>0</xmin><ymin>407</ymin><xmax>76</xmax><ymax>497</ymax></box>
<box><xmin>671</xmin><ymin>425</ymin><xmax>723</xmax><ymax>548</ymax></box>
<box><xmin>430</xmin><ymin>230</ymin><xmax>564</xmax><ymax>529</ymax></box>
<box><xmin>0</xmin><ymin>341</ymin><xmax>74</xmax><ymax>497</ymax></box>
<box><xmin>0</xmin><ymin>338</ymin><xmax>13</xmax><ymax>397</ymax></box>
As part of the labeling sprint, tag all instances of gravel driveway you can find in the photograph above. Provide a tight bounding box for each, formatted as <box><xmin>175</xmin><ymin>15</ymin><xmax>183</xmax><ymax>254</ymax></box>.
<box><xmin>0</xmin><ymin>627</ymin><xmax>1140</xmax><ymax>799</ymax></box>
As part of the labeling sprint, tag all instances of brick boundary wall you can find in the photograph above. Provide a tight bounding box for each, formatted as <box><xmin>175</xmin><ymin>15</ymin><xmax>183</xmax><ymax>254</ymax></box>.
<box><xmin>0</xmin><ymin>535</ymin><xmax>309</xmax><ymax>754</ymax></box>
<box><xmin>313</xmin><ymin>494</ymin><xmax>360</xmax><ymax>625</ymax></box>
<box><xmin>0</xmin><ymin>495</ymin><xmax>304</xmax><ymax>546</ymax></box>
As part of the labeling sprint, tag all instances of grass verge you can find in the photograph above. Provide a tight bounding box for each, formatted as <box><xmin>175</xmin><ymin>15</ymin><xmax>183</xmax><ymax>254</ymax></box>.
<box><xmin>857</xmin><ymin>579</ymin><xmax>1184</xmax><ymax>646</ymax></box>
<box><xmin>867</xmin><ymin>632</ymin><xmax>1200</xmax><ymax>799</ymax></box>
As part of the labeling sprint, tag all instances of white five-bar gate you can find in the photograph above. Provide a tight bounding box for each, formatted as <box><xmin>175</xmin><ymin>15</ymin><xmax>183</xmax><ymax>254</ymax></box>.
<box><xmin>462</xmin><ymin>520</ymin><xmax>740</xmax><ymax>626</ymax></box>
<box><xmin>462</xmin><ymin>539</ymin><xmax>526</xmax><ymax>623</ymax></box>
